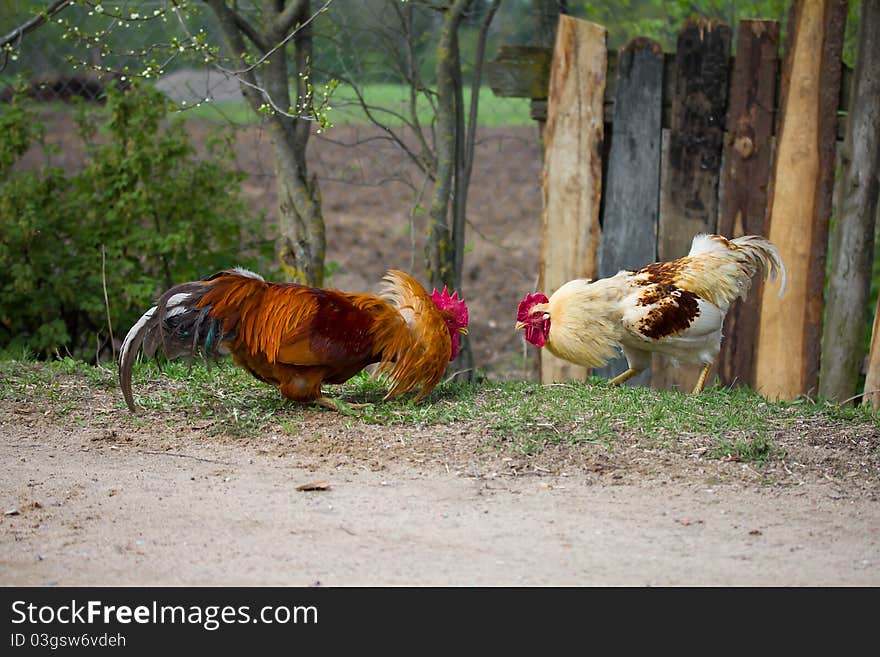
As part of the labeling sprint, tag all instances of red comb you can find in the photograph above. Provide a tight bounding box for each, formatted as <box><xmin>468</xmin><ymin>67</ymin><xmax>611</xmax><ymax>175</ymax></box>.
<box><xmin>431</xmin><ymin>286</ymin><xmax>469</xmax><ymax>326</ymax></box>
<box><xmin>517</xmin><ymin>292</ymin><xmax>548</xmax><ymax>321</ymax></box>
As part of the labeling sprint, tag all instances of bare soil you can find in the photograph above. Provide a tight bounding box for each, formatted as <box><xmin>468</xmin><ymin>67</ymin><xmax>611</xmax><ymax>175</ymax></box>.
<box><xmin>3</xmin><ymin>112</ymin><xmax>878</xmax><ymax>586</ymax></box>
<box><xmin>2</xmin><ymin>387</ymin><xmax>878</xmax><ymax>586</ymax></box>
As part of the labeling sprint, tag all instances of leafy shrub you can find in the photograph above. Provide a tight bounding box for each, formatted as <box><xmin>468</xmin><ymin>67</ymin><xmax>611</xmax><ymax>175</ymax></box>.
<box><xmin>0</xmin><ymin>82</ymin><xmax>275</xmax><ymax>361</ymax></box>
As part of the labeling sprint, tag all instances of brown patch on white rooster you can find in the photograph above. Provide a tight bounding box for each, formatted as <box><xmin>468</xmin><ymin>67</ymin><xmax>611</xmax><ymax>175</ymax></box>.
<box><xmin>636</xmin><ymin>286</ymin><xmax>701</xmax><ymax>339</ymax></box>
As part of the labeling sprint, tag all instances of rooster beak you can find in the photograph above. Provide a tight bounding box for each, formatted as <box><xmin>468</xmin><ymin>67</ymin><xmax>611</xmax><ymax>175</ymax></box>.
<box><xmin>514</xmin><ymin>321</ymin><xmax>526</xmax><ymax>331</ymax></box>
<box><xmin>458</xmin><ymin>327</ymin><xmax>468</xmax><ymax>335</ymax></box>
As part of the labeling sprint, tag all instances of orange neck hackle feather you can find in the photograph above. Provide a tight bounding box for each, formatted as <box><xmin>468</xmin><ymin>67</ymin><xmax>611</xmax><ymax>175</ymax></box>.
<box><xmin>373</xmin><ymin>270</ymin><xmax>454</xmax><ymax>401</ymax></box>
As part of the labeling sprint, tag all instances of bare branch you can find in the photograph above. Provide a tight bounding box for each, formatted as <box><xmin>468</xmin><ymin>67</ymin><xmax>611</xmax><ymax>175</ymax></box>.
<box><xmin>0</xmin><ymin>0</ymin><xmax>72</xmax><ymax>51</ymax></box>
<box><xmin>201</xmin><ymin>0</ymin><xmax>265</xmax><ymax>115</ymax></box>
<box><xmin>200</xmin><ymin>0</ymin><xmax>334</xmax><ymax>123</ymax></box>
<box><xmin>463</xmin><ymin>0</ymin><xmax>500</xmax><ymax>189</ymax></box>
<box><xmin>395</xmin><ymin>0</ymin><xmax>436</xmax><ymax>175</ymax></box>
<box><xmin>331</xmin><ymin>72</ymin><xmax>431</xmax><ymax>177</ymax></box>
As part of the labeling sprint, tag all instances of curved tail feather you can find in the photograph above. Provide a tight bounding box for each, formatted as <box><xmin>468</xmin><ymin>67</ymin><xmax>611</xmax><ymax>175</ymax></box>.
<box><xmin>118</xmin><ymin>281</ymin><xmax>229</xmax><ymax>412</ymax></box>
<box><xmin>681</xmin><ymin>233</ymin><xmax>787</xmax><ymax>310</ymax></box>
<box><xmin>729</xmin><ymin>234</ymin><xmax>787</xmax><ymax>297</ymax></box>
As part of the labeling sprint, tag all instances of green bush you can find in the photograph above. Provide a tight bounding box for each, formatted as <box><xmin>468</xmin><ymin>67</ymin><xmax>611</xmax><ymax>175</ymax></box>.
<box><xmin>0</xmin><ymin>82</ymin><xmax>275</xmax><ymax>361</ymax></box>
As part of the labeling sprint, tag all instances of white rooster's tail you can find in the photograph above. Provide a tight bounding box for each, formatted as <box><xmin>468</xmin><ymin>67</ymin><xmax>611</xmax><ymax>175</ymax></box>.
<box><xmin>683</xmin><ymin>233</ymin><xmax>787</xmax><ymax>309</ymax></box>
<box><xmin>727</xmin><ymin>234</ymin><xmax>787</xmax><ymax>297</ymax></box>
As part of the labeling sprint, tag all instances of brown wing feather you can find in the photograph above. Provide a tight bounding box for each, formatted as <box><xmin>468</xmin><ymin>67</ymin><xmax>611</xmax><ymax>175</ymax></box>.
<box><xmin>634</xmin><ymin>284</ymin><xmax>701</xmax><ymax>339</ymax></box>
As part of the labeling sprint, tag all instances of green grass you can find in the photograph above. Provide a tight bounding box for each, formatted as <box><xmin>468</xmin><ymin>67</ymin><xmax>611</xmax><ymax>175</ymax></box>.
<box><xmin>707</xmin><ymin>435</ymin><xmax>778</xmax><ymax>463</ymax></box>
<box><xmin>2</xmin><ymin>357</ymin><xmax>878</xmax><ymax>461</ymax></box>
<box><xmin>180</xmin><ymin>82</ymin><xmax>532</xmax><ymax>127</ymax></box>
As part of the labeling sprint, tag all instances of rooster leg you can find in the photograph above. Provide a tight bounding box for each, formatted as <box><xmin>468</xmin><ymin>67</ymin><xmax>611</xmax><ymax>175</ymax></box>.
<box><xmin>691</xmin><ymin>363</ymin><xmax>712</xmax><ymax>395</ymax></box>
<box><xmin>607</xmin><ymin>368</ymin><xmax>640</xmax><ymax>387</ymax></box>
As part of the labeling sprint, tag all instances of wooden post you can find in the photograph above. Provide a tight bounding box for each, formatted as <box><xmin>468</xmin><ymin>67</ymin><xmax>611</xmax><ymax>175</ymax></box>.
<box><xmin>539</xmin><ymin>14</ymin><xmax>607</xmax><ymax>383</ymax></box>
<box><xmin>594</xmin><ymin>37</ymin><xmax>664</xmax><ymax>386</ymax></box>
<box><xmin>716</xmin><ymin>20</ymin><xmax>780</xmax><ymax>389</ymax></box>
<box><xmin>844</xmin><ymin>0</ymin><xmax>880</xmax><ymax>408</ymax></box>
<box><xmin>865</xmin><ymin>213</ymin><xmax>880</xmax><ymax>404</ymax></box>
<box><xmin>652</xmin><ymin>18</ymin><xmax>731</xmax><ymax>392</ymax></box>
<box><xmin>821</xmin><ymin>0</ymin><xmax>880</xmax><ymax>404</ymax></box>
<box><xmin>754</xmin><ymin>0</ymin><xmax>848</xmax><ymax>401</ymax></box>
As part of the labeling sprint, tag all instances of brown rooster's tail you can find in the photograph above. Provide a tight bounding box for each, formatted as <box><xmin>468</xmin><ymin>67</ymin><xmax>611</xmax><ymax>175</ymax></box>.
<box><xmin>371</xmin><ymin>270</ymin><xmax>453</xmax><ymax>402</ymax></box>
<box><xmin>117</xmin><ymin>271</ymin><xmax>256</xmax><ymax>412</ymax></box>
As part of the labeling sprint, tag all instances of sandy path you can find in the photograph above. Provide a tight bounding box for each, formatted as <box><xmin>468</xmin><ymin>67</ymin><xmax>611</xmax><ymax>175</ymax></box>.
<box><xmin>2</xmin><ymin>418</ymin><xmax>877</xmax><ymax>586</ymax></box>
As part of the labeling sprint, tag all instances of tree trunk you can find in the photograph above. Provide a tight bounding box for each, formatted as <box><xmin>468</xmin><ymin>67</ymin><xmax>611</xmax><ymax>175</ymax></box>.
<box><xmin>270</xmin><ymin>123</ymin><xmax>325</xmax><ymax>287</ymax></box>
<box><xmin>820</xmin><ymin>0</ymin><xmax>880</xmax><ymax>404</ymax></box>
<box><xmin>204</xmin><ymin>0</ymin><xmax>325</xmax><ymax>286</ymax></box>
<box><xmin>425</xmin><ymin>0</ymin><xmax>469</xmax><ymax>291</ymax></box>
<box><xmin>444</xmin><ymin>0</ymin><xmax>499</xmax><ymax>382</ymax></box>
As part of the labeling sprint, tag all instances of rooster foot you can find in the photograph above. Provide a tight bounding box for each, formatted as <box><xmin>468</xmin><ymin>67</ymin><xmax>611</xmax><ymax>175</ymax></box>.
<box><xmin>313</xmin><ymin>396</ymin><xmax>371</xmax><ymax>415</ymax></box>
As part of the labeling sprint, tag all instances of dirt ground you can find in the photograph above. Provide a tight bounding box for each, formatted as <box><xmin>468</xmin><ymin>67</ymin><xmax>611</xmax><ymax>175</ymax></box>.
<box><xmin>2</xmin><ymin>380</ymin><xmax>878</xmax><ymax>587</ymax></box>
<box><xmin>3</xmin><ymin>112</ymin><xmax>878</xmax><ymax>587</ymax></box>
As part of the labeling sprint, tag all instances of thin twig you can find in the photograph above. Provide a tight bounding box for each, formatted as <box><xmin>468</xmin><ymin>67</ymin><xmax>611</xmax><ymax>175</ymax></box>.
<box><xmin>101</xmin><ymin>245</ymin><xmax>116</xmax><ymax>362</ymax></box>
<box><xmin>443</xmin><ymin>368</ymin><xmax>473</xmax><ymax>384</ymax></box>
<box><xmin>138</xmin><ymin>450</ymin><xmax>234</xmax><ymax>466</ymax></box>
<box><xmin>839</xmin><ymin>389</ymin><xmax>880</xmax><ymax>406</ymax></box>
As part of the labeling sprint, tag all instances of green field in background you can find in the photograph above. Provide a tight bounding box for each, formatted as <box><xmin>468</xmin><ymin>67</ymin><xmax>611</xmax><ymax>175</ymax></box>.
<box><xmin>181</xmin><ymin>82</ymin><xmax>532</xmax><ymax>128</ymax></box>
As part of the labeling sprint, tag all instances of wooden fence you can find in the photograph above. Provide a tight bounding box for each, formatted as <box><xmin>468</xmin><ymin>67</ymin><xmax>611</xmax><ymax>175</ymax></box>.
<box><xmin>487</xmin><ymin>1</ymin><xmax>880</xmax><ymax>403</ymax></box>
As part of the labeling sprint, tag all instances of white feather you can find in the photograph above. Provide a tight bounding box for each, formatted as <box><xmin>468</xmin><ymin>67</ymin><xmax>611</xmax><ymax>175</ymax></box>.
<box><xmin>166</xmin><ymin>305</ymin><xmax>187</xmax><ymax>318</ymax></box>
<box><xmin>166</xmin><ymin>292</ymin><xmax>191</xmax><ymax>307</ymax></box>
<box><xmin>231</xmin><ymin>267</ymin><xmax>264</xmax><ymax>281</ymax></box>
<box><xmin>119</xmin><ymin>306</ymin><xmax>155</xmax><ymax>364</ymax></box>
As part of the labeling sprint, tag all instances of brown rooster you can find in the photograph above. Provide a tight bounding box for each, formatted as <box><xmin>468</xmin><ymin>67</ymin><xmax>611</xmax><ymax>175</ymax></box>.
<box><xmin>515</xmin><ymin>234</ymin><xmax>786</xmax><ymax>394</ymax></box>
<box><xmin>119</xmin><ymin>268</ymin><xmax>468</xmax><ymax>411</ymax></box>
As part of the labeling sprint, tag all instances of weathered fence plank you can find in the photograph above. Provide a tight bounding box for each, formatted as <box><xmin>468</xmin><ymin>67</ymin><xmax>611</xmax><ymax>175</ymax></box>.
<box><xmin>834</xmin><ymin>0</ymin><xmax>880</xmax><ymax>406</ymax></box>
<box><xmin>652</xmin><ymin>18</ymin><xmax>731</xmax><ymax>392</ymax></box>
<box><xmin>754</xmin><ymin>0</ymin><xmax>848</xmax><ymax>400</ymax></box>
<box><xmin>594</xmin><ymin>37</ymin><xmax>664</xmax><ymax>386</ymax></box>
<box><xmin>716</xmin><ymin>19</ymin><xmax>780</xmax><ymax>389</ymax></box>
<box><xmin>538</xmin><ymin>14</ymin><xmax>607</xmax><ymax>383</ymax></box>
